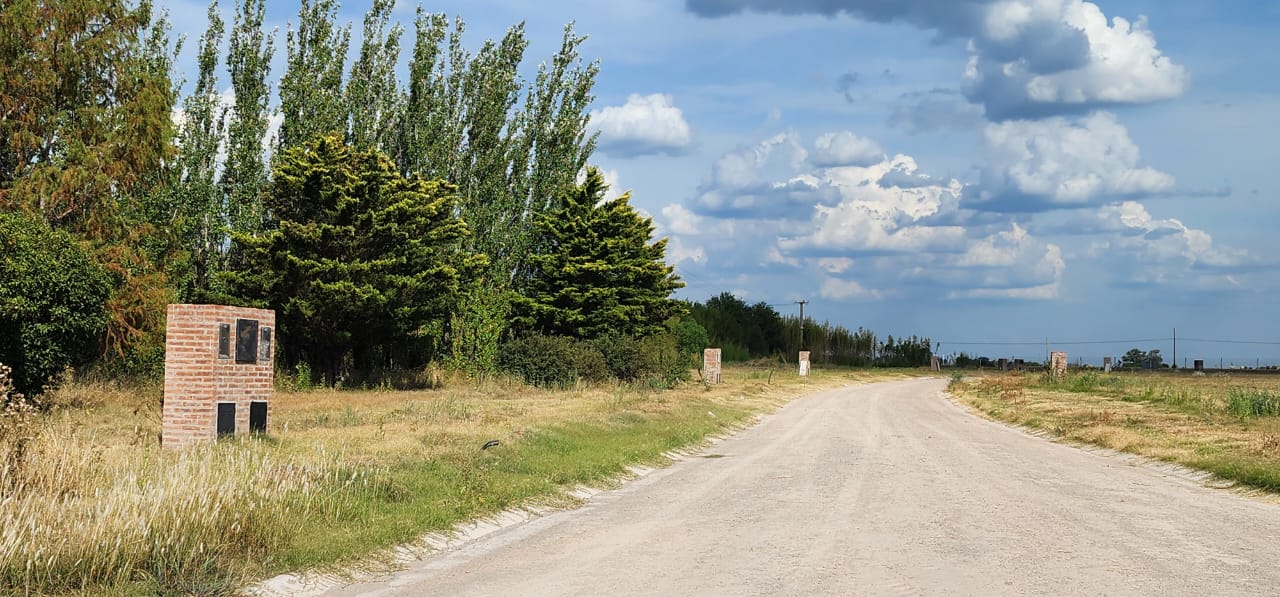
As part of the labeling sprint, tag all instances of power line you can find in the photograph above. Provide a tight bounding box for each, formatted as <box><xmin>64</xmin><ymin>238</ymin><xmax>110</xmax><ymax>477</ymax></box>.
<box><xmin>940</xmin><ymin>338</ymin><xmax>1168</xmax><ymax>346</ymax></box>
<box><xmin>1180</xmin><ymin>338</ymin><xmax>1280</xmax><ymax>346</ymax></box>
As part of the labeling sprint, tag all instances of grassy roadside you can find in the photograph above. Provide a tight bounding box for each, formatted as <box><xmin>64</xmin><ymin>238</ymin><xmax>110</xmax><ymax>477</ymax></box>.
<box><xmin>949</xmin><ymin>370</ymin><xmax>1280</xmax><ymax>494</ymax></box>
<box><xmin>2</xmin><ymin>366</ymin><xmax>917</xmax><ymax>595</ymax></box>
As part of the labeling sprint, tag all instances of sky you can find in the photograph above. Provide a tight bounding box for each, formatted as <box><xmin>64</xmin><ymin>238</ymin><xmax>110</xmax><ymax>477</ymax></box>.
<box><xmin>157</xmin><ymin>0</ymin><xmax>1280</xmax><ymax>366</ymax></box>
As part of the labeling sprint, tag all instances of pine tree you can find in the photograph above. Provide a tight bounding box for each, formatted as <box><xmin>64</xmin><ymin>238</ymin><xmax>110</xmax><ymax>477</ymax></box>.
<box><xmin>0</xmin><ymin>0</ymin><xmax>179</xmax><ymax>360</ymax></box>
<box><xmin>228</xmin><ymin>134</ymin><xmax>481</xmax><ymax>384</ymax></box>
<box><xmin>512</xmin><ymin>168</ymin><xmax>683</xmax><ymax>340</ymax></box>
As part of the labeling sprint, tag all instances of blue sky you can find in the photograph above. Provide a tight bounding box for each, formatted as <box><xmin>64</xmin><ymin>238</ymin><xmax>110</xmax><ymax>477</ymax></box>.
<box><xmin>158</xmin><ymin>0</ymin><xmax>1280</xmax><ymax>365</ymax></box>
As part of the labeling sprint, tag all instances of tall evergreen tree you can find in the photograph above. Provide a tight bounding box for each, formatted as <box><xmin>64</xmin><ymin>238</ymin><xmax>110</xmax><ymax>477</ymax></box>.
<box><xmin>278</xmin><ymin>0</ymin><xmax>350</xmax><ymax>151</ymax></box>
<box><xmin>0</xmin><ymin>0</ymin><xmax>173</xmax><ymax>234</ymax></box>
<box><xmin>0</xmin><ymin>0</ymin><xmax>178</xmax><ymax>359</ymax></box>
<box><xmin>512</xmin><ymin>168</ymin><xmax>682</xmax><ymax>340</ymax></box>
<box><xmin>228</xmin><ymin>134</ymin><xmax>481</xmax><ymax>384</ymax></box>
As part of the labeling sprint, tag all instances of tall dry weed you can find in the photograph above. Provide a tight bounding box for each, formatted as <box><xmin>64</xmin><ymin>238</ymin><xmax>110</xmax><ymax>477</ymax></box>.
<box><xmin>0</xmin><ymin>418</ymin><xmax>379</xmax><ymax>594</ymax></box>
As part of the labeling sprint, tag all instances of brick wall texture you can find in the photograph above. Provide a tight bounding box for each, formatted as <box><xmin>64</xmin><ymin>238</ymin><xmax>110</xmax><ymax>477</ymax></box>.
<box><xmin>162</xmin><ymin>304</ymin><xmax>275</xmax><ymax>448</ymax></box>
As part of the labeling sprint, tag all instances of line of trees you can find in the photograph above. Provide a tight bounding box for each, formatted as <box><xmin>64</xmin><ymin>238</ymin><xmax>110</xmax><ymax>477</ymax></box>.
<box><xmin>0</xmin><ymin>0</ymin><xmax>687</xmax><ymax>393</ymax></box>
<box><xmin>685</xmin><ymin>293</ymin><xmax>933</xmax><ymax>368</ymax></box>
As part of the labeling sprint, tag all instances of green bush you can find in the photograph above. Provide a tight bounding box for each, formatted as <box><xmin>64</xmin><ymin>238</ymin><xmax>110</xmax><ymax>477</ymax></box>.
<box><xmin>591</xmin><ymin>332</ymin><xmax>687</xmax><ymax>387</ymax></box>
<box><xmin>639</xmin><ymin>333</ymin><xmax>687</xmax><ymax>388</ymax></box>
<box><xmin>0</xmin><ymin>212</ymin><xmax>111</xmax><ymax>396</ymax></box>
<box><xmin>499</xmin><ymin>335</ymin><xmax>606</xmax><ymax>388</ymax></box>
<box><xmin>668</xmin><ymin>318</ymin><xmax>709</xmax><ymax>366</ymax></box>
<box><xmin>591</xmin><ymin>333</ymin><xmax>646</xmax><ymax>381</ymax></box>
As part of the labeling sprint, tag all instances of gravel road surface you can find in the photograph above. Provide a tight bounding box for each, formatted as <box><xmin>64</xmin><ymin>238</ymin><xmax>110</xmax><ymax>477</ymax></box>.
<box><xmin>324</xmin><ymin>378</ymin><xmax>1280</xmax><ymax>596</ymax></box>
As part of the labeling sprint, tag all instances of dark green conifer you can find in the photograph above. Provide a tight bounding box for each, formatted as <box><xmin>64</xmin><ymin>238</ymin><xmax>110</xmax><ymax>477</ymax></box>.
<box><xmin>513</xmin><ymin>168</ymin><xmax>683</xmax><ymax>339</ymax></box>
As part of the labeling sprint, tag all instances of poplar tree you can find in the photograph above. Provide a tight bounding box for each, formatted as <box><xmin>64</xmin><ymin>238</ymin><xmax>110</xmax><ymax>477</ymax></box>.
<box><xmin>222</xmin><ymin>0</ymin><xmax>275</xmax><ymax>237</ymax></box>
<box><xmin>396</xmin><ymin>15</ymin><xmax>600</xmax><ymax>370</ymax></box>
<box><xmin>278</xmin><ymin>0</ymin><xmax>350</xmax><ymax>151</ymax></box>
<box><xmin>348</xmin><ymin>0</ymin><xmax>403</xmax><ymax>153</ymax></box>
<box><xmin>168</xmin><ymin>0</ymin><xmax>226</xmax><ymax>299</ymax></box>
<box><xmin>512</xmin><ymin>168</ymin><xmax>683</xmax><ymax>340</ymax></box>
<box><xmin>399</xmin><ymin>10</ymin><xmax>462</xmax><ymax>180</ymax></box>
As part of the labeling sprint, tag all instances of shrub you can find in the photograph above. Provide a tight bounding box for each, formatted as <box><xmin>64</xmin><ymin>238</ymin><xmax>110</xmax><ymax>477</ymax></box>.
<box><xmin>668</xmin><ymin>318</ymin><xmax>709</xmax><ymax>366</ymax></box>
<box><xmin>0</xmin><ymin>212</ymin><xmax>111</xmax><ymax>396</ymax></box>
<box><xmin>639</xmin><ymin>333</ymin><xmax>687</xmax><ymax>388</ymax></box>
<box><xmin>499</xmin><ymin>335</ymin><xmax>606</xmax><ymax>388</ymax></box>
<box><xmin>591</xmin><ymin>332</ymin><xmax>687</xmax><ymax>387</ymax></box>
<box><xmin>592</xmin><ymin>333</ymin><xmax>647</xmax><ymax>382</ymax></box>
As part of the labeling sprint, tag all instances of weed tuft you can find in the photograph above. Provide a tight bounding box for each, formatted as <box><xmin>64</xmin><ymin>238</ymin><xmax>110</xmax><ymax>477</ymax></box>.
<box><xmin>1227</xmin><ymin>388</ymin><xmax>1280</xmax><ymax>418</ymax></box>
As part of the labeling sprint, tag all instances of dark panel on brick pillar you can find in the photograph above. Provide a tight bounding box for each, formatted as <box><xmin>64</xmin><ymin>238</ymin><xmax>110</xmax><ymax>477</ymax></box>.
<box><xmin>235</xmin><ymin>319</ymin><xmax>259</xmax><ymax>364</ymax></box>
<box><xmin>218</xmin><ymin>323</ymin><xmax>232</xmax><ymax>359</ymax></box>
<box><xmin>258</xmin><ymin>327</ymin><xmax>273</xmax><ymax>363</ymax></box>
<box><xmin>250</xmin><ymin>401</ymin><xmax>268</xmax><ymax>433</ymax></box>
<box><xmin>216</xmin><ymin>402</ymin><xmax>236</xmax><ymax>435</ymax></box>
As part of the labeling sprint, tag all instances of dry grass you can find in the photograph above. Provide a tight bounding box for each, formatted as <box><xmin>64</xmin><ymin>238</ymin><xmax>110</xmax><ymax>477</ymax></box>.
<box><xmin>950</xmin><ymin>370</ymin><xmax>1280</xmax><ymax>492</ymax></box>
<box><xmin>1</xmin><ymin>365</ymin><xmax>916</xmax><ymax>595</ymax></box>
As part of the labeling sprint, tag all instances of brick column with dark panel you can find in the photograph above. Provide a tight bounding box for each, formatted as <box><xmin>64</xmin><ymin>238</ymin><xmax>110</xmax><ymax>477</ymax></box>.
<box><xmin>162</xmin><ymin>304</ymin><xmax>276</xmax><ymax>448</ymax></box>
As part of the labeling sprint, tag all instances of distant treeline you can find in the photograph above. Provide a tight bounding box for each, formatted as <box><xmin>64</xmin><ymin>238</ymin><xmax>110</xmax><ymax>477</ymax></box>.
<box><xmin>684</xmin><ymin>293</ymin><xmax>933</xmax><ymax>367</ymax></box>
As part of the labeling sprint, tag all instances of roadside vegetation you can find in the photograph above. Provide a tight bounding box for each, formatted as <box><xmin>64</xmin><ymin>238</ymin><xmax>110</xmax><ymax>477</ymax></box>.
<box><xmin>949</xmin><ymin>370</ymin><xmax>1280</xmax><ymax>493</ymax></box>
<box><xmin>0</xmin><ymin>365</ymin><xmax>913</xmax><ymax>595</ymax></box>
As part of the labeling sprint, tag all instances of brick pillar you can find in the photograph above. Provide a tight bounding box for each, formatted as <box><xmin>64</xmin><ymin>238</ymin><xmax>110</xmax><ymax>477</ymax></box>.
<box><xmin>163</xmin><ymin>304</ymin><xmax>276</xmax><ymax>448</ymax></box>
<box><xmin>1050</xmin><ymin>351</ymin><xmax>1068</xmax><ymax>379</ymax></box>
<box><xmin>703</xmin><ymin>348</ymin><xmax>722</xmax><ymax>384</ymax></box>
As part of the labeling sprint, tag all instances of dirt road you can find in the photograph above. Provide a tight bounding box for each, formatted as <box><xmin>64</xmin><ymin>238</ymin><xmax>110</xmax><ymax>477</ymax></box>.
<box><xmin>324</xmin><ymin>378</ymin><xmax>1280</xmax><ymax>596</ymax></box>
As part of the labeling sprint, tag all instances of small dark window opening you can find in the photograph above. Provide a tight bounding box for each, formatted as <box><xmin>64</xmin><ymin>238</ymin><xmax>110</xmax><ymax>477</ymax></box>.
<box><xmin>249</xmin><ymin>401</ymin><xmax>268</xmax><ymax>433</ymax></box>
<box><xmin>218</xmin><ymin>323</ymin><xmax>232</xmax><ymax>359</ymax></box>
<box><xmin>216</xmin><ymin>403</ymin><xmax>236</xmax><ymax>436</ymax></box>
<box><xmin>235</xmin><ymin>319</ymin><xmax>259</xmax><ymax>364</ymax></box>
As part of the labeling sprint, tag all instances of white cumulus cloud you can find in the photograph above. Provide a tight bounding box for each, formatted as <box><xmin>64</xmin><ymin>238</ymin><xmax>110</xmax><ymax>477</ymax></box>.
<box><xmin>820</xmin><ymin>277</ymin><xmax>882</xmax><ymax>300</ymax></box>
<box><xmin>965</xmin><ymin>2</ymin><xmax>1190</xmax><ymax>118</ymax></box>
<box><xmin>973</xmin><ymin>111</ymin><xmax>1176</xmax><ymax>210</ymax></box>
<box><xmin>590</xmin><ymin>93</ymin><xmax>693</xmax><ymax>157</ymax></box>
<box><xmin>811</xmin><ymin>131</ymin><xmax>884</xmax><ymax>167</ymax></box>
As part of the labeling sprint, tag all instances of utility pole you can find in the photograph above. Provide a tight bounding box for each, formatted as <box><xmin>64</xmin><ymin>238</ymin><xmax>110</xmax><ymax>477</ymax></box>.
<box><xmin>796</xmin><ymin>300</ymin><xmax>809</xmax><ymax>349</ymax></box>
<box><xmin>1173</xmin><ymin>327</ymin><xmax>1177</xmax><ymax>370</ymax></box>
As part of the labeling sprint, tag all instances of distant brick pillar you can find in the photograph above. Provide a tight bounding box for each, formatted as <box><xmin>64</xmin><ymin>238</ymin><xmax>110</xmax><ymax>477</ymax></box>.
<box><xmin>703</xmin><ymin>348</ymin><xmax>722</xmax><ymax>384</ymax></box>
<box><xmin>1103</xmin><ymin>357</ymin><xmax>1113</xmax><ymax>373</ymax></box>
<box><xmin>163</xmin><ymin>304</ymin><xmax>276</xmax><ymax>448</ymax></box>
<box><xmin>1050</xmin><ymin>351</ymin><xmax>1068</xmax><ymax>379</ymax></box>
<box><xmin>798</xmin><ymin>351</ymin><xmax>811</xmax><ymax>377</ymax></box>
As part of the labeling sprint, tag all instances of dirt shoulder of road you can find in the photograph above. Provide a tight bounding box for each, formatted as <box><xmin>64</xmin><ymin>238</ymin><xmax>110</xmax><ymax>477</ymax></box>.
<box><xmin>946</xmin><ymin>371</ymin><xmax>1280</xmax><ymax>500</ymax></box>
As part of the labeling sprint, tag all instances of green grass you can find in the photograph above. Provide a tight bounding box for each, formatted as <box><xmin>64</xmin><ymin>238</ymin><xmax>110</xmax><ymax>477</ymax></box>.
<box><xmin>1226</xmin><ymin>387</ymin><xmax>1280</xmax><ymax>418</ymax></box>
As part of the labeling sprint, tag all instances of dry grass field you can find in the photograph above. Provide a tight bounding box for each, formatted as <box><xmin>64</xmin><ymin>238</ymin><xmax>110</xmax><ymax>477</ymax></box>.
<box><xmin>950</xmin><ymin>370</ymin><xmax>1280</xmax><ymax>495</ymax></box>
<box><xmin>1</xmin><ymin>366</ymin><xmax>916</xmax><ymax>595</ymax></box>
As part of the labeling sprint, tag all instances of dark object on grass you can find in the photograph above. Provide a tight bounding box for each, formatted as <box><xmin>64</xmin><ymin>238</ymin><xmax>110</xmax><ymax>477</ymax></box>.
<box><xmin>481</xmin><ymin>439</ymin><xmax>501</xmax><ymax>450</ymax></box>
